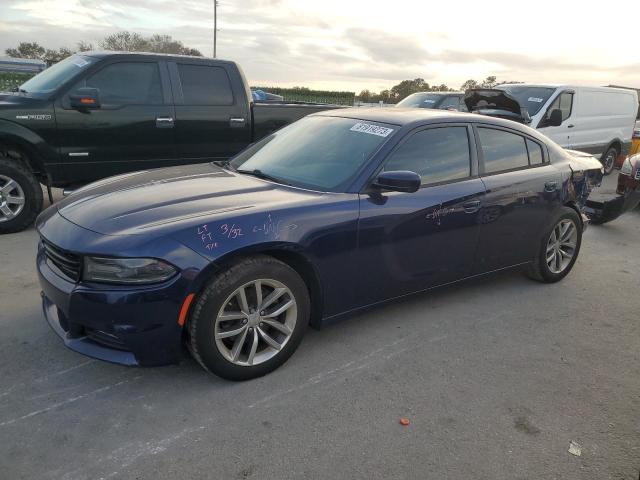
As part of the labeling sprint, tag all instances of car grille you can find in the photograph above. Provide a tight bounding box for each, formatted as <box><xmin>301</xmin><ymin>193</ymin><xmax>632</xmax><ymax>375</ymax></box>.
<box><xmin>42</xmin><ymin>239</ymin><xmax>82</xmax><ymax>282</ymax></box>
<box><xmin>85</xmin><ymin>328</ymin><xmax>129</xmax><ymax>351</ymax></box>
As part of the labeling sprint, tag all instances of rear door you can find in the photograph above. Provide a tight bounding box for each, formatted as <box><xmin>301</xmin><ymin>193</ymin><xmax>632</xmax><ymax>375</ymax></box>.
<box><xmin>55</xmin><ymin>59</ymin><xmax>176</xmax><ymax>183</ymax></box>
<box><xmin>472</xmin><ymin>125</ymin><xmax>563</xmax><ymax>273</ymax></box>
<box><xmin>357</xmin><ymin>124</ymin><xmax>486</xmax><ymax>305</ymax></box>
<box><xmin>169</xmin><ymin>61</ymin><xmax>251</xmax><ymax>163</ymax></box>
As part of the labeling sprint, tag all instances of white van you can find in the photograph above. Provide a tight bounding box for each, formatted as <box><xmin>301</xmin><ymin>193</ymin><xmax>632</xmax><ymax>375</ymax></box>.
<box><xmin>466</xmin><ymin>85</ymin><xmax>638</xmax><ymax>174</ymax></box>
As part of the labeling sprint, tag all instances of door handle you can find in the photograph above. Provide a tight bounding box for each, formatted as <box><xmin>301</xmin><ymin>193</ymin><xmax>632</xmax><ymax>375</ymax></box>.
<box><xmin>463</xmin><ymin>200</ymin><xmax>481</xmax><ymax>213</ymax></box>
<box><xmin>567</xmin><ymin>124</ymin><xmax>575</xmax><ymax>128</ymax></box>
<box><xmin>156</xmin><ymin>117</ymin><xmax>174</xmax><ymax>128</ymax></box>
<box><xmin>545</xmin><ymin>181</ymin><xmax>558</xmax><ymax>192</ymax></box>
<box><xmin>229</xmin><ymin>117</ymin><xmax>246</xmax><ymax>128</ymax></box>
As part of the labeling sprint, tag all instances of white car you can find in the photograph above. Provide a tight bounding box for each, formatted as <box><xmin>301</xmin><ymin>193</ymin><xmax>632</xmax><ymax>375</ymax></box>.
<box><xmin>466</xmin><ymin>85</ymin><xmax>638</xmax><ymax>175</ymax></box>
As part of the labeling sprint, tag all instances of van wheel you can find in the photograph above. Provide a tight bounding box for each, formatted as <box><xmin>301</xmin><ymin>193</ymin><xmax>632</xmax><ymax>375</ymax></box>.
<box><xmin>188</xmin><ymin>255</ymin><xmax>310</xmax><ymax>380</ymax></box>
<box><xmin>0</xmin><ymin>155</ymin><xmax>43</xmax><ymax>234</ymax></box>
<box><xmin>601</xmin><ymin>147</ymin><xmax>618</xmax><ymax>175</ymax></box>
<box><xmin>524</xmin><ymin>207</ymin><xmax>582</xmax><ymax>283</ymax></box>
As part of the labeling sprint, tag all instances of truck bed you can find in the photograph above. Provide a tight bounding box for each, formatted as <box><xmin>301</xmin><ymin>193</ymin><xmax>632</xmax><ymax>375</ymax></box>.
<box><xmin>252</xmin><ymin>102</ymin><xmax>344</xmax><ymax>140</ymax></box>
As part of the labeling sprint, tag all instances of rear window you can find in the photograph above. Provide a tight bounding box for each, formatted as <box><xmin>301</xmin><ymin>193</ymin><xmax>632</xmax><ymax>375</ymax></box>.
<box><xmin>177</xmin><ymin>64</ymin><xmax>234</xmax><ymax>105</ymax></box>
<box><xmin>478</xmin><ymin>128</ymin><xmax>529</xmax><ymax>173</ymax></box>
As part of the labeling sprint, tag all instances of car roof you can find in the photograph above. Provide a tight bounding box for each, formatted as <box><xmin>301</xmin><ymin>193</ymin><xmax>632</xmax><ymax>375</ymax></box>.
<box><xmin>315</xmin><ymin>107</ymin><xmax>538</xmax><ymax>132</ymax></box>
<box><xmin>80</xmin><ymin>51</ymin><xmax>233</xmax><ymax>63</ymax></box>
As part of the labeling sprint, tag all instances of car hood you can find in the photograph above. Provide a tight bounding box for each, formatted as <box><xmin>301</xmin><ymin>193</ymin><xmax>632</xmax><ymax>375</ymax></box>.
<box><xmin>464</xmin><ymin>89</ymin><xmax>530</xmax><ymax>123</ymax></box>
<box><xmin>56</xmin><ymin>163</ymin><xmax>321</xmax><ymax>236</ymax></box>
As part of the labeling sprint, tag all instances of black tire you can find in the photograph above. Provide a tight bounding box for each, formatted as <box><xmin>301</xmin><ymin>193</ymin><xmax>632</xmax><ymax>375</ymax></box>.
<box><xmin>0</xmin><ymin>154</ymin><xmax>43</xmax><ymax>234</ymax></box>
<box><xmin>601</xmin><ymin>146</ymin><xmax>618</xmax><ymax>175</ymax></box>
<box><xmin>188</xmin><ymin>255</ymin><xmax>310</xmax><ymax>380</ymax></box>
<box><xmin>524</xmin><ymin>207</ymin><xmax>583</xmax><ymax>283</ymax></box>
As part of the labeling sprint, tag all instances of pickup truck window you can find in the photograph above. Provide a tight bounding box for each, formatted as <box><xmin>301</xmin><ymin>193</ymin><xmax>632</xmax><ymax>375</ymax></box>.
<box><xmin>19</xmin><ymin>54</ymin><xmax>97</xmax><ymax>96</ymax></box>
<box><xmin>231</xmin><ymin>116</ymin><xmax>396</xmax><ymax>192</ymax></box>
<box><xmin>83</xmin><ymin>62</ymin><xmax>163</xmax><ymax>105</ymax></box>
<box><xmin>177</xmin><ymin>64</ymin><xmax>234</xmax><ymax>105</ymax></box>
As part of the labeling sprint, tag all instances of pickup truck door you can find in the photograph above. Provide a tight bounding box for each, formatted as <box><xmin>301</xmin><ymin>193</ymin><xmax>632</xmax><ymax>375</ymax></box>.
<box><xmin>55</xmin><ymin>59</ymin><xmax>177</xmax><ymax>184</ymax></box>
<box><xmin>169</xmin><ymin>61</ymin><xmax>252</xmax><ymax>163</ymax></box>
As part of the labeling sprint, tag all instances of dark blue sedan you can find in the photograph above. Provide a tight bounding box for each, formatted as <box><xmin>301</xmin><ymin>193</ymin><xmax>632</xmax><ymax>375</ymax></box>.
<box><xmin>36</xmin><ymin>108</ymin><xmax>603</xmax><ymax>380</ymax></box>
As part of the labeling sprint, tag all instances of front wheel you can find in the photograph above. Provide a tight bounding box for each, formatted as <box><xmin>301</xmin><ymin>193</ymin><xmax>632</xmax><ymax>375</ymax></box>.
<box><xmin>601</xmin><ymin>147</ymin><xmax>618</xmax><ymax>175</ymax></box>
<box><xmin>524</xmin><ymin>207</ymin><xmax>583</xmax><ymax>283</ymax></box>
<box><xmin>0</xmin><ymin>155</ymin><xmax>43</xmax><ymax>234</ymax></box>
<box><xmin>188</xmin><ymin>255</ymin><xmax>310</xmax><ymax>380</ymax></box>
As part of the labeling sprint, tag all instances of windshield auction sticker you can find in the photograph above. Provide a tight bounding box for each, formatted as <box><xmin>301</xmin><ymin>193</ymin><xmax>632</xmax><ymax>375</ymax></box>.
<box><xmin>350</xmin><ymin>122</ymin><xmax>394</xmax><ymax>137</ymax></box>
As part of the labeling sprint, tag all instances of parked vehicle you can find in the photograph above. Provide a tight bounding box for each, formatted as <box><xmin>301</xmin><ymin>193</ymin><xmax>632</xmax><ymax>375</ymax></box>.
<box><xmin>585</xmin><ymin>152</ymin><xmax>640</xmax><ymax>224</ymax></box>
<box><xmin>396</xmin><ymin>92</ymin><xmax>467</xmax><ymax>111</ymax></box>
<box><xmin>465</xmin><ymin>85</ymin><xmax>638</xmax><ymax>175</ymax></box>
<box><xmin>37</xmin><ymin>108</ymin><xmax>604</xmax><ymax>379</ymax></box>
<box><xmin>0</xmin><ymin>52</ymin><xmax>341</xmax><ymax>233</ymax></box>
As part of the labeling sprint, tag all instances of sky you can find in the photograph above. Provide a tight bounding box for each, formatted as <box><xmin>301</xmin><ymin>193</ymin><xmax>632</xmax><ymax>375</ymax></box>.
<box><xmin>1</xmin><ymin>0</ymin><xmax>639</xmax><ymax>93</ymax></box>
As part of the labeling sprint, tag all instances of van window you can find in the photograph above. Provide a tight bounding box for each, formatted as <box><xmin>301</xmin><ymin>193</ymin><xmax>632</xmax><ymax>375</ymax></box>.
<box><xmin>545</xmin><ymin>92</ymin><xmax>573</xmax><ymax>122</ymax></box>
<box><xmin>526</xmin><ymin>139</ymin><xmax>544</xmax><ymax>165</ymax></box>
<box><xmin>177</xmin><ymin>64</ymin><xmax>234</xmax><ymax>105</ymax></box>
<box><xmin>478</xmin><ymin>128</ymin><xmax>529</xmax><ymax>173</ymax></box>
<box><xmin>384</xmin><ymin>127</ymin><xmax>471</xmax><ymax>184</ymax></box>
<box><xmin>438</xmin><ymin>96</ymin><xmax>460</xmax><ymax>110</ymax></box>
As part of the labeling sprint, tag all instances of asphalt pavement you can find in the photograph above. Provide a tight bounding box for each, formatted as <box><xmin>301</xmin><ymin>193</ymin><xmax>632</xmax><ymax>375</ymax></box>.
<box><xmin>0</xmin><ymin>175</ymin><xmax>638</xmax><ymax>479</ymax></box>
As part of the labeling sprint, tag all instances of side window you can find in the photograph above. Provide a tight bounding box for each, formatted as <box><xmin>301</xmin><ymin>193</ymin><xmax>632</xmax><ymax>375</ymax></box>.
<box><xmin>384</xmin><ymin>127</ymin><xmax>471</xmax><ymax>184</ymax></box>
<box><xmin>85</xmin><ymin>62</ymin><xmax>163</xmax><ymax>105</ymax></box>
<box><xmin>478</xmin><ymin>128</ymin><xmax>529</xmax><ymax>173</ymax></box>
<box><xmin>438</xmin><ymin>96</ymin><xmax>460</xmax><ymax>110</ymax></box>
<box><xmin>177</xmin><ymin>64</ymin><xmax>234</xmax><ymax>105</ymax></box>
<box><xmin>526</xmin><ymin>139</ymin><xmax>544</xmax><ymax>165</ymax></box>
<box><xmin>545</xmin><ymin>92</ymin><xmax>573</xmax><ymax>122</ymax></box>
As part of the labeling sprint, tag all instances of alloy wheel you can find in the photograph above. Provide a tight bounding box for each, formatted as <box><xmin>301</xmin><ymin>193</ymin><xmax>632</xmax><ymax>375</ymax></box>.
<box><xmin>214</xmin><ymin>279</ymin><xmax>297</xmax><ymax>366</ymax></box>
<box><xmin>0</xmin><ymin>175</ymin><xmax>26</xmax><ymax>223</ymax></box>
<box><xmin>546</xmin><ymin>219</ymin><xmax>578</xmax><ymax>274</ymax></box>
<box><xmin>603</xmin><ymin>150</ymin><xmax>616</xmax><ymax>174</ymax></box>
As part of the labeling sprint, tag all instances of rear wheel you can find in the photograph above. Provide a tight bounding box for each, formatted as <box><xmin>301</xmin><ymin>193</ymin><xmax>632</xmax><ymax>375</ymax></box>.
<box><xmin>524</xmin><ymin>207</ymin><xmax>582</xmax><ymax>283</ymax></box>
<box><xmin>0</xmin><ymin>154</ymin><xmax>43</xmax><ymax>234</ymax></box>
<box><xmin>188</xmin><ymin>255</ymin><xmax>310</xmax><ymax>380</ymax></box>
<box><xmin>601</xmin><ymin>146</ymin><xmax>618</xmax><ymax>175</ymax></box>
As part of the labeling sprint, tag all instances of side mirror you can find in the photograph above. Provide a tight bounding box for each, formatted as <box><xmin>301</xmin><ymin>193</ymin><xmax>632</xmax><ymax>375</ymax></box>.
<box><xmin>69</xmin><ymin>87</ymin><xmax>101</xmax><ymax>110</ymax></box>
<box><xmin>373</xmin><ymin>170</ymin><xmax>421</xmax><ymax>193</ymax></box>
<box><xmin>546</xmin><ymin>108</ymin><xmax>563</xmax><ymax>127</ymax></box>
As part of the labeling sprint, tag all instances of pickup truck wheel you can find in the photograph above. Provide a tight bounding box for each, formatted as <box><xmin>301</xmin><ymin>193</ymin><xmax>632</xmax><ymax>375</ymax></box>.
<box><xmin>188</xmin><ymin>255</ymin><xmax>310</xmax><ymax>380</ymax></box>
<box><xmin>601</xmin><ymin>147</ymin><xmax>618</xmax><ymax>175</ymax></box>
<box><xmin>0</xmin><ymin>156</ymin><xmax>43</xmax><ymax>234</ymax></box>
<box><xmin>524</xmin><ymin>207</ymin><xmax>582</xmax><ymax>283</ymax></box>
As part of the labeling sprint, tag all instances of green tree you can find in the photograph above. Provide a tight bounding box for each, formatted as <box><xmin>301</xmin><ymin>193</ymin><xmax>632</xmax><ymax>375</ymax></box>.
<box><xmin>480</xmin><ymin>76</ymin><xmax>497</xmax><ymax>88</ymax></box>
<box><xmin>99</xmin><ymin>31</ymin><xmax>202</xmax><ymax>56</ymax></box>
<box><xmin>358</xmin><ymin>89</ymin><xmax>372</xmax><ymax>103</ymax></box>
<box><xmin>5</xmin><ymin>42</ymin><xmax>46</xmax><ymax>60</ymax></box>
<box><xmin>460</xmin><ymin>79</ymin><xmax>478</xmax><ymax>91</ymax></box>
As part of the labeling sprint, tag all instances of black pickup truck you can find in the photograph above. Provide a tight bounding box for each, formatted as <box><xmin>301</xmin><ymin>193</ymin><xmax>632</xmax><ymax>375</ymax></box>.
<box><xmin>0</xmin><ymin>52</ymin><xmax>341</xmax><ymax>233</ymax></box>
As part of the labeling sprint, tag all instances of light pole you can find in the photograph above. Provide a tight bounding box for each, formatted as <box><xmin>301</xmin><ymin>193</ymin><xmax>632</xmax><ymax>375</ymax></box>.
<box><xmin>213</xmin><ymin>0</ymin><xmax>218</xmax><ymax>58</ymax></box>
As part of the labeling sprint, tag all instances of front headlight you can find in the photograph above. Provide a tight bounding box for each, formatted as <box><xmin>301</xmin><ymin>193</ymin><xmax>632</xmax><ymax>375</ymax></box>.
<box><xmin>83</xmin><ymin>257</ymin><xmax>178</xmax><ymax>284</ymax></box>
<box><xmin>621</xmin><ymin>158</ymin><xmax>633</xmax><ymax>176</ymax></box>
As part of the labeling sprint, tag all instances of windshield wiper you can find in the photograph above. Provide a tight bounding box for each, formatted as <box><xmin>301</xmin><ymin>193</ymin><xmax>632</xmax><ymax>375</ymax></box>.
<box><xmin>236</xmin><ymin>168</ymin><xmax>290</xmax><ymax>186</ymax></box>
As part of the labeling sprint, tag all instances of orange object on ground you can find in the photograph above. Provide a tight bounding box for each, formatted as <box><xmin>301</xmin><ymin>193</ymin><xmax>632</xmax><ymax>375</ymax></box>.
<box><xmin>399</xmin><ymin>418</ymin><xmax>410</xmax><ymax>426</ymax></box>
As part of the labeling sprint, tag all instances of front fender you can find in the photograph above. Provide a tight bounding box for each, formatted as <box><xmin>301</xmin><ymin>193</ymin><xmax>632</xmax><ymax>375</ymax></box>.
<box><xmin>0</xmin><ymin>118</ymin><xmax>58</xmax><ymax>172</ymax></box>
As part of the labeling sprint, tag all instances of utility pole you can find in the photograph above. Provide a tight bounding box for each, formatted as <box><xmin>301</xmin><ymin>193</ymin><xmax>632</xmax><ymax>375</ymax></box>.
<box><xmin>213</xmin><ymin>0</ymin><xmax>218</xmax><ymax>58</ymax></box>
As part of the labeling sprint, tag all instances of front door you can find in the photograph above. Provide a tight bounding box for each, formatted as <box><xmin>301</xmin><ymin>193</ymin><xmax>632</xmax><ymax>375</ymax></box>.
<box><xmin>55</xmin><ymin>60</ymin><xmax>176</xmax><ymax>184</ymax></box>
<box><xmin>536</xmin><ymin>91</ymin><xmax>574</xmax><ymax>148</ymax></box>
<box><xmin>356</xmin><ymin>125</ymin><xmax>485</xmax><ymax>306</ymax></box>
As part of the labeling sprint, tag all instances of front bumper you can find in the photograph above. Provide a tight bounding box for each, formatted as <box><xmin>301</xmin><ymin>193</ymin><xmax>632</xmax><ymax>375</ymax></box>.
<box><xmin>37</xmin><ymin>247</ymin><xmax>188</xmax><ymax>366</ymax></box>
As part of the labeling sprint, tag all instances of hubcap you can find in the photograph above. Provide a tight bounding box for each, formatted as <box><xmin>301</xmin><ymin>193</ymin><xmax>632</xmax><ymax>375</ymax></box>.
<box><xmin>0</xmin><ymin>175</ymin><xmax>26</xmax><ymax>223</ymax></box>
<box><xmin>214</xmin><ymin>279</ymin><xmax>297</xmax><ymax>366</ymax></box>
<box><xmin>604</xmin><ymin>151</ymin><xmax>616</xmax><ymax>172</ymax></box>
<box><xmin>546</xmin><ymin>219</ymin><xmax>578</xmax><ymax>274</ymax></box>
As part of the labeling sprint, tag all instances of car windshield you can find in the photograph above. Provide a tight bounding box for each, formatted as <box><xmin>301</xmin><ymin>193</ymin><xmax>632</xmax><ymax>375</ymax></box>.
<box><xmin>19</xmin><ymin>55</ymin><xmax>97</xmax><ymax>95</ymax></box>
<box><xmin>396</xmin><ymin>93</ymin><xmax>445</xmax><ymax>108</ymax></box>
<box><xmin>230</xmin><ymin>116</ymin><xmax>397</xmax><ymax>192</ymax></box>
<box><xmin>495</xmin><ymin>86</ymin><xmax>556</xmax><ymax>115</ymax></box>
